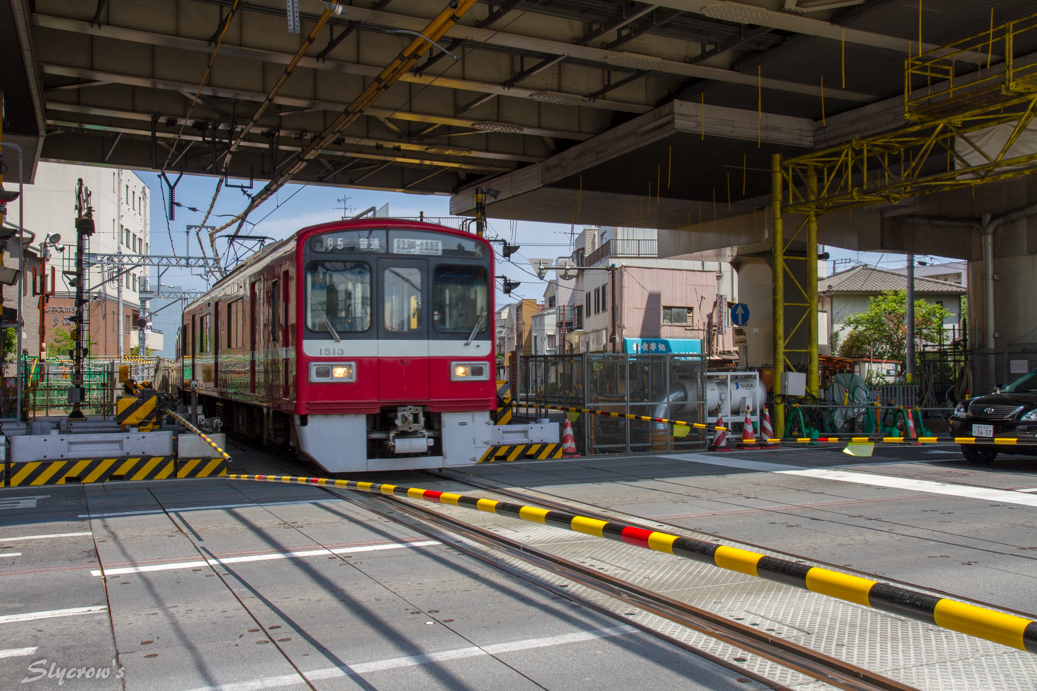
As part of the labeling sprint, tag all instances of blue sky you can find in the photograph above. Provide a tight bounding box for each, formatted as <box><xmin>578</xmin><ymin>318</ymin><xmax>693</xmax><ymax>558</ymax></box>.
<box><xmin>141</xmin><ymin>171</ymin><xmax>958</xmax><ymax>306</ymax></box>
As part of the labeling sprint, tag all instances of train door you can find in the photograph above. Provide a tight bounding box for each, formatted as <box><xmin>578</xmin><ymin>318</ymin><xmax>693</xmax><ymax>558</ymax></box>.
<box><xmin>377</xmin><ymin>258</ymin><xmax>430</xmax><ymax>401</ymax></box>
<box><xmin>249</xmin><ymin>281</ymin><xmax>257</xmax><ymax>395</ymax></box>
<box><xmin>213</xmin><ymin>302</ymin><xmax>220</xmax><ymax>389</ymax></box>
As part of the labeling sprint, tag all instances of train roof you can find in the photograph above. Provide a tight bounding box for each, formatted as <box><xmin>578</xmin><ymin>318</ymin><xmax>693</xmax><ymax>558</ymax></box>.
<box><xmin>183</xmin><ymin>218</ymin><xmax>492</xmax><ymax>312</ymax></box>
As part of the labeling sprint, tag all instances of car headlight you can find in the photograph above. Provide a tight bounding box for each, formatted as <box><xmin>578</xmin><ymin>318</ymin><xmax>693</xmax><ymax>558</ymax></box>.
<box><xmin>1023</xmin><ymin>409</ymin><xmax>1037</xmax><ymax>421</ymax></box>
<box><xmin>953</xmin><ymin>401</ymin><xmax>968</xmax><ymax>418</ymax></box>
<box><xmin>310</xmin><ymin>362</ymin><xmax>355</xmax><ymax>382</ymax></box>
<box><xmin>451</xmin><ymin>362</ymin><xmax>489</xmax><ymax>381</ymax></box>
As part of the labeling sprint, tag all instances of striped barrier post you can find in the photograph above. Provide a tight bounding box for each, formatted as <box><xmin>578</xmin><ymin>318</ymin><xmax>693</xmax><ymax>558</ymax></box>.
<box><xmin>227</xmin><ymin>472</ymin><xmax>1037</xmax><ymax>655</ymax></box>
<box><xmin>164</xmin><ymin>410</ymin><xmax>232</xmax><ymax>463</ymax></box>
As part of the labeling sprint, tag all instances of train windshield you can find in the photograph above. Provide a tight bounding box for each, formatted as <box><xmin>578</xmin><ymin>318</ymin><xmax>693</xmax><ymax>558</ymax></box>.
<box><xmin>384</xmin><ymin>266</ymin><xmax>423</xmax><ymax>332</ymax></box>
<box><xmin>433</xmin><ymin>265</ymin><xmax>488</xmax><ymax>333</ymax></box>
<box><xmin>306</xmin><ymin>261</ymin><xmax>372</xmax><ymax>333</ymax></box>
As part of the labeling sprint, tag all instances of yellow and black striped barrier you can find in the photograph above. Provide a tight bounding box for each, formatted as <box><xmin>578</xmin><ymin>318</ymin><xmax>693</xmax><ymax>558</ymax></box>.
<box><xmin>478</xmin><ymin>443</ymin><xmax>563</xmax><ymax>463</ymax></box>
<box><xmin>229</xmin><ymin>472</ymin><xmax>1037</xmax><ymax>655</ymax></box>
<box><xmin>0</xmin><ymin>457</ymin><xmax>228</xmax><ymax>487</ymax></box>
<box><xmin>506</xmin><ymin>401</ymin><xmax>726</xmax><ymax>433</ymax></box>
<box><xmin>164</xmin><ymin>410</ymin><xmax>233</xmax><ymax>462</ymax></box>
<box><xmin>116</xmin><ymin>391</ymin><xmax>160</xmax><ymax>430</ymax></box>
<box><xmin>495</xmin><ymin>380</ymin><xmax>513</xmax><ymax>425</ymax></box>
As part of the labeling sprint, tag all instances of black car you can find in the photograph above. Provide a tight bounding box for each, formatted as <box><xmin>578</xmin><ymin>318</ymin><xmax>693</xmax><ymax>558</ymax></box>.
<box><xmin>950</xmin><ymin>368</ymin><xmax>1037</xmax><ymax>463</ymax></box>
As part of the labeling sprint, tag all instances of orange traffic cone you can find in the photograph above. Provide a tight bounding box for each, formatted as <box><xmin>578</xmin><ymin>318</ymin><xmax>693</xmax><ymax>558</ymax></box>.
<box><xmin>741</xmin><ymin>404</ymin><xmax>755</xmax><ymax>444</ymax></box>
<box><xmin>905</xmin><ymin>406</ymin><xmax>917</xmax><ymax>440</ymax></box>
<box><xmin>712</xmin><ymin>412</ymin><xmax>726</xmax><ymax>449</ymax></box>
<box><xmin>761</xmin><ymin>406</ymin><xmax>774</xmax><ymax>441</ymax></box>
<box><xmin>561</xmin><ymin>419</ymin><xmax>579</xmax><ymax>456</ymax></box>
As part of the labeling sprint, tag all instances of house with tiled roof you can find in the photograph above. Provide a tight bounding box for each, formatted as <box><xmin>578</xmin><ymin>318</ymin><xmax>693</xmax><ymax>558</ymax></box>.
<box><xmin>819</xmin><ymin>265</ymin><xmax>967</xmax><ymax>348</ymax></box>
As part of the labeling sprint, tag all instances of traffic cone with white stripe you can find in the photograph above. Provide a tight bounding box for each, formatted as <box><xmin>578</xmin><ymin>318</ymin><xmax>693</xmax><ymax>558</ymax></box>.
<box><xmin>761</xmin><ymin>406</ymin><xmax>774</xmax><ymax>441</ymax></box>
<box><xmin>712</xmin><ymin>412</ymin><xmax>726</xmax><ymax>449</ymax></box>
<box><xmin>561</xmin><ymin>419</ymin><xmax>579</xmax><ymax>456</ymax></box>
<box><xmin>742</xmin><ymin>404</ymin><xmax>755</xmax><ymax>444</ymax></box>
<box><xmin>904</xmin><ymin>405</ymin><xmax>917</xmax><ymax>441</ymax></box>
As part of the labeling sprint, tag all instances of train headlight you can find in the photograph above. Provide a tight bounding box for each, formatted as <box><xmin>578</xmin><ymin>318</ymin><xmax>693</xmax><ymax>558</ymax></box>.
<box><xmin>310</xmin><ymin>362</ymin><xmax>355</xmax><ymax>382</ymax></box>
<box><xmin>451</xmin><ymin>362</ymin><xmax>489</xmax><ymax>381</ymax></box>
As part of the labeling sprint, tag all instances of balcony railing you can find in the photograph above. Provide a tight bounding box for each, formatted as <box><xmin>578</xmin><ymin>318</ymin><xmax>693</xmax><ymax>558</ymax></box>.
<box><xmin>584</xmin><ymin>239</ymin><xmax>658</xmax><ymax>266</ymax></box>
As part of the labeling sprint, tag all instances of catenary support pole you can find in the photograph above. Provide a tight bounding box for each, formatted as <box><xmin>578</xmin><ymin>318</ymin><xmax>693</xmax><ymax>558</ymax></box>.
<box><xmin>771</xmin><ymin>154</ymin><xmax>785</xmax><ymax>438</ymax></box>
<box><xmin>806</xmin><ymin>166</ymin><xmax>819</xmax><ymax>399</ymax></box>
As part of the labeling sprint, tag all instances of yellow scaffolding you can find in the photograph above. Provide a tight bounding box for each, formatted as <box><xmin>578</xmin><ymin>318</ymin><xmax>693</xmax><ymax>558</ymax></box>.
<box><xmin>770</xmin><ymin>11</ymin><xmax>1037</xmax><ymax>437</ymax></box>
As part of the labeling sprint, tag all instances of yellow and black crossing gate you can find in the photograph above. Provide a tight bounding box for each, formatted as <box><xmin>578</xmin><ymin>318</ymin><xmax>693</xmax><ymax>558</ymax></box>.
<box><xmin>478</xmin><ymin>443</ymin><xmax>563</xmax><ymax>463</ymax></box>
<box><xmin>116</xmin><ymin>390</ymin><xmax>160</xmax><ymax>431</ymax></box>
<box><xmin>494</xmin><ymin>380</ymin><xmax>512</xmax><ymax>425</ymax></box>
<box><xmin>0</xmin><ymin>457</ymin><xmax>230</xmax><ymax>487</ymax></box>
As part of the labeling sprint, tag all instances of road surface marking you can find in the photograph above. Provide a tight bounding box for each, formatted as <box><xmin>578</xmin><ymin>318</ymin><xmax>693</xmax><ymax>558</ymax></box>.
<box><xmin>0</xmin><ymin>553</ymin><xmax>21</xmax><ymax>558</ymax></box>
<box><xmin>0</xmin><ymin>647</ymin><xmax>38</xmax><ymax>659</ymax></box>
<box><xmin>182</xmin><ymin>625</ymin><xmax>637</xmax><ymax>691</ymax></box>
<box><xmin>80</xmin><ymin>498</ymin><xmax>341</xmax><ymax>519</ymax></box>
<box><xmin>660</xmin><ymin>454</ymin><xmax>801</xmax><ymax>473</ymax></box>
<box><xmin>0</xmin><ymin>496</ymin><xmax>49</xmax><ymax>511</ymax></box>
<box><xmin>92</xmin><ymin>540</ymin><xmax>439</xmax><ymax>576</ymax></box>
<box><xmin>0</xmin><ymin>606</ymin><xmax>107</xmax><ymax>625</ymax></box>
<box><xmin>0</xmin><ymin>532</ymin><xmax>92</xmax><ymax>542</ymax></box>
<box><xmin>777</xmin><ymin>468</ymin><xmax>1037</xmax><ymax>507</ymax></box>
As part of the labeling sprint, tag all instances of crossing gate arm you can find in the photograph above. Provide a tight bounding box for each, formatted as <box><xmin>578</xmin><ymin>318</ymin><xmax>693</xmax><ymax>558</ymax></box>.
<box><xmin>227</xmin><ymin>472</ymin><xmax>1037</xmax><ymax>655</ymax></box>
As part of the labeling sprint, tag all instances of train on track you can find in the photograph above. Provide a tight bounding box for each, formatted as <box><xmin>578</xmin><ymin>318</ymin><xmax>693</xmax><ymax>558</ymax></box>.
<box><xmin>175</xmin><ymin>219</ymin><xmax>496</xmax><ymax>472</ymax></box>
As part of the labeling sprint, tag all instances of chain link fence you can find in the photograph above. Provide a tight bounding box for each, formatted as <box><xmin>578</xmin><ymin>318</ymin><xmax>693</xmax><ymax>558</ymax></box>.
<box><xmin>20</xmin><ymin>356</ymin><xmax>176</xmax><ymax>419</ymax></box>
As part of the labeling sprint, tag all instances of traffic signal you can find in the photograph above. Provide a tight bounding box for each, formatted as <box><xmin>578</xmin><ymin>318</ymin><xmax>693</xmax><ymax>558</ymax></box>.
<box><xmin>501</xmin><ymin>277</ymin><xmax>521</xmax><ymax>295</ymax></box>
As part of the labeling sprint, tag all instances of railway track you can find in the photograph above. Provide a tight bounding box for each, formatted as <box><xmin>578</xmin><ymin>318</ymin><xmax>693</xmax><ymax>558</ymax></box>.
<box><xmin>315</xmin><ymin>483</ymin><xmax>916</xmax><ymax>691</ymax></box>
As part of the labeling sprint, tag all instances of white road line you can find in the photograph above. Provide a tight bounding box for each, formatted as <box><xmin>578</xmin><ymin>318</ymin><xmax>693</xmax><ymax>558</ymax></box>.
<box><xmin>660</xmin><ymin>454</ymin><xmax>801</xmax><ymax>473</ymax></box>
<box><xmin>778</xmin><ymin>468</ymin><xmax>1037</xmax><ymax>507</ymax></box>
<box><xmin>0</xmin><ymin>553</ymin><xmax>21</xmax><ymax>558</ymax></box>
<box><xmin>79</xmin><ymin>498</ymin><xmax>341</xmax><ymax>519</ymax></box>
<box><xmin>0</xmin><ymin>532</ymin><xmax>92</xmax><ymax>542</ymax></box>
<box><xmin>92</xmin><ymin>540</ymin><xmax>440</xmax><ymax>577</ymax></box>
<box><xmin>0</xmin><ymin>496</ymin><xmax>49</xmax><ymax>511</ymax></box>
<box><xmin>182</xmin><ymin>625</ymin><xmax>636</xmax><ymax>691</ymax></box>
<box><xmin>0</xmin><ymin>606</ymin><xmax>108</xmax><ymax>625</ymax></box>
<box><xmin>1016</xmin><ymin>488</ymin><xmax>1037</xmax><ymax>493</ymax></box>
<box><xmin>0</xmin><ymin>647</ymin><xmax>38</xmax><ymax>659</ymax></box>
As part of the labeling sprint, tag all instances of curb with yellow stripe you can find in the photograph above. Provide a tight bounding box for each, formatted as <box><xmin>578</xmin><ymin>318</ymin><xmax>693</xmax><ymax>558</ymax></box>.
<box><xmin>0</xmin><ymin>457</ymin><xmax>229</xmax><ymax>486</ymax></box>
<box><xmin>478</xmin><ymin>443</ymin><xmax>562</xmax><ymax>463</ymax></box>
<box><xmin>227</xmin><ymin>472</ymin><xmax>1037</xmax><ymax>655</ymax></box>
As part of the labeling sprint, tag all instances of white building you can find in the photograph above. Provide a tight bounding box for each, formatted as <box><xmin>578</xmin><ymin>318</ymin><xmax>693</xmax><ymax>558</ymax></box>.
<box><xmin>8</xmin><ymin>163</ymin><xmax>155</xmax><ymax>356</ymax></box>
<box><xmin>530</xmin><ymin>309</ymin><xmax>558</xmax><ymax>355</ymax></box>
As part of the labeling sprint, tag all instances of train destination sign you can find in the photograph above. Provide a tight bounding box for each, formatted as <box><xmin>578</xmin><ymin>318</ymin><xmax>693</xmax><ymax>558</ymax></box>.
<box><xmin>310</xmin><ymin>230</ymin><xmax>385</xmax><ymax>253</ymax></box>
<box><xmin>393</xmin><ymin>238</ymin><xmax>443</xmax><ymax>255</ymax></box>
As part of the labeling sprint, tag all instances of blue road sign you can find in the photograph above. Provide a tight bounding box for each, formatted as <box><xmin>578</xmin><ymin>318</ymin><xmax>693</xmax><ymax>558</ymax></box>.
<box><xmin>731</xmin><ymin>303</ymin><xmax>750</xmax><ymax>326</ymax></box>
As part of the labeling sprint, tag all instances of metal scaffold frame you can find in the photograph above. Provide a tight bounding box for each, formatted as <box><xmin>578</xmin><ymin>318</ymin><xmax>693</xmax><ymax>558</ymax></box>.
<box><xmin>770</xmin><ymin>11</ymin><xmax>1037</xmax><ymax>437</ymax></box>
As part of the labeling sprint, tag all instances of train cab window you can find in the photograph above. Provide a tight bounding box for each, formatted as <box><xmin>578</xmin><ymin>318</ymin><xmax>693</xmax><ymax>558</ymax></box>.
<box><xmin>433</xmin><ymin>265</ymin><xmax>488</xmax><ymax>333</ymax></box>
<box><xmin>306</xmin><ymin>261</ymin><xmax>371</xmax><ymax>333</ymax></box>
<box><xmin>384</xmin><ymin>267</ymin><xmax>422</xmax><ymax>333</ymax></box>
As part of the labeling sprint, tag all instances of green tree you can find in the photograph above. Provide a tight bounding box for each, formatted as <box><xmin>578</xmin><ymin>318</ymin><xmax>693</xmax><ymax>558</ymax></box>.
<box><xmin>837</xmin><ymin>290</ymin><xmax>951</xmax><ymax>368</ymax></box>
<box><xmin>46</xmin><ymin>327</ymin><xmax>97</xmax><ymax>359</ymax></box>
<box><xmin>128</xmin><ymin>345</ymin><xmax>156</xmax><ymax>357</ymax></box>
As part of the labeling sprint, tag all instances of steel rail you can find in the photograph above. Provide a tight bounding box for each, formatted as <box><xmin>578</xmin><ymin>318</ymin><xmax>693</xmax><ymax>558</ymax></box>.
<box><xmin>327</xmin><ymin>487</ymin><xmax>913</xmax><ymax>691</ymax></box>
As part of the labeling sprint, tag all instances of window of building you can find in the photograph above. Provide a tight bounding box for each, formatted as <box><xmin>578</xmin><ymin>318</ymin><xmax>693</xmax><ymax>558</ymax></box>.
<box><xmin>533</xmin><ymin>334</ymin><xmax>538</xmax><ymax>353</ymax></box>
<box><xmin>585</xmin><ymin>292</ymin><xmax>591</xmax><ymax>316</ymax></box>
<box><xmin>574</xmin><ymin>305</ymin><xmax>583</xmax><ymax>329</ymax></box>
<box><xmin>601</xmin><ymin>284</ymin><xmax>607</xmax><ymax>313</ymax></box>
<box><xmin>662</xmin><ymin>307</ymin><xmax>691</xmax><ymax>325</ymax></box>
<box><xmin>547</xmin><ymin>334</ymin><xmax>556</xmax><ymax>350</ymax></box>
<box><xmin>594</xmin><ymin>288</ymin><xmax>600</xmax><ymax>315</ymax></box>
<box><xmin>548</xmin><ymin>296</ymin><xmax>555</xmax><ymax>308</ymax></box>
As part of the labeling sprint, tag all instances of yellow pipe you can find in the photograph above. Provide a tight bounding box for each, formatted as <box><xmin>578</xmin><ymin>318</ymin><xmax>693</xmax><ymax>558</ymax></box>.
<box><xmin>806</xmin><ymin>166</ymin><xmax>819</xmax><ymax>398</ymax></box>
<box><xmin>772</xmin><ymin>154</ymin><xmax>785</xmax><ymax>438</ymax></box>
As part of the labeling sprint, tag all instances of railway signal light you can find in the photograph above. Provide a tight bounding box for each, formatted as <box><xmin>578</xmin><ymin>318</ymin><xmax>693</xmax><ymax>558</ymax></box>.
<box><xmin>502</xmin><ymin>241</ymin><xmax>519</xmax><ymax>259</ymax></box>
<box><xmin>500</xmin><ymin>277</ymin><xmax>521</xmax><ymax>295</ymax></box>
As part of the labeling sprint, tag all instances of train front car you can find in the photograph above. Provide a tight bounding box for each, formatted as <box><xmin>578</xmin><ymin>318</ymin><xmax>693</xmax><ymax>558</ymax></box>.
<box><xmin>296</xmin><ymin>221</ymin><xmax>496</xmax><ymax>472</ymax></box>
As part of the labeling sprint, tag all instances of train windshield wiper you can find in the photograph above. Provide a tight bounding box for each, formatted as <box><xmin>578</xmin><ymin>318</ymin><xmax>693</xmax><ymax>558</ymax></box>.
<box><xmin>312</xmin><ymin>304</ymin><xmax>341</xmax><ymax>342</ymax></box>
<box><xmin>465</xmin><ymin>310</ymin><xmax>486</xmax><ymax>346</ymax></box>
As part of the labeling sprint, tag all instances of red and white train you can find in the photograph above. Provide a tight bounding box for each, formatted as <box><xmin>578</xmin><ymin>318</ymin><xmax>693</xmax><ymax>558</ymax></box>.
<box><xmin>176</xmin><ymin>219</ymin><xmax>496</xmax><ymax>472</ymax></box>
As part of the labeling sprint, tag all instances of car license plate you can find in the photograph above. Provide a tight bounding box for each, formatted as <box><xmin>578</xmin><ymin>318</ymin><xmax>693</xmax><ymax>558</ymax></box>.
<box><xmin>972</xmin><ymin>424</ymin><xmax>994</xmax><ymax>438</ymax></box>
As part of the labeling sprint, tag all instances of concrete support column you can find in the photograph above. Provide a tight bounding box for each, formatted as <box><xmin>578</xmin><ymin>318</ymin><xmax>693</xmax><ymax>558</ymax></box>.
<box><xmin>771</xmin><ymin>154</ymin><xmax>785</xmax><ymax>438</ymax></box>
<box><xmin>806</xmin><ymin>167</ymin><xmax>819</xmax><ymax>399</ymax></box>
<box><xmin>981</xmin><ymin>213</ymin><xmax>996</xmax><ymax>390</ymax></box>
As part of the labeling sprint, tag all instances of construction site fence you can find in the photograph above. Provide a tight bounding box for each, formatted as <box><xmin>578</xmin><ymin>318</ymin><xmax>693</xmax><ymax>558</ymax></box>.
<box><xmin>20</xmin><ymin>356</ymin><xmax>176</xmax><ymax>419</ymax></box>
<box><xmin>780</xmin><ymin>401</ymin><xmax>957</xmax><ymax>439</ymax></box>
<box><xmin>515</xmin><ymin>352</ymin><xmax>710</xmax><ymax>455</ymax></box>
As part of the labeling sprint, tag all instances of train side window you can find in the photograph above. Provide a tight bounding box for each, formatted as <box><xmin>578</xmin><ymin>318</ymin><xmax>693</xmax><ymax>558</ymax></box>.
<box><xmin>271</xmin><ymin>279</ymin><xmax>280</xmax><ymax>343</ymax></box>
<box><xmin>306</xmin><ymin>261</ymin><xmax>371</xmax><ymax>333</ymax></box>
<box><xmin>199</xmin><ymin>314</ymin><xmax>211</xmax><ymax>353</ymax></box>
<box><xmin>227</xmin><ymin>299</ymin><xmax>243</xmax><ymax>349</ymax></box>
<box><xmin>384</xmin><ymin>267</ymin><xmax>422</xmax><ymax>333</ymax></box>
